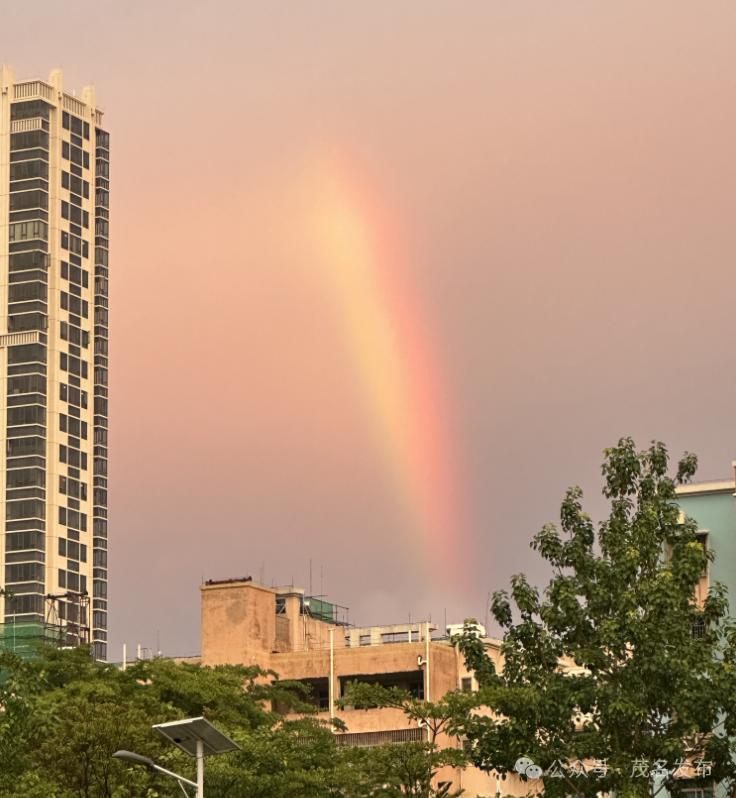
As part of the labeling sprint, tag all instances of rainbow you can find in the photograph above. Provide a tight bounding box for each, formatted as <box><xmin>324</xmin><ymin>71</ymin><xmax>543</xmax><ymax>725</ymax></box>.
<box><xmin>306</xmin><ymin>156</ymin><xmax>468</xmax><ymax>588</ymax></box>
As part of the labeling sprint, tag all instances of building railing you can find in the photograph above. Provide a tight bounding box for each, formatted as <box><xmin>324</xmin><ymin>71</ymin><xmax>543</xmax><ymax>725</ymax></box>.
<box><xmin>63</xmin><ymin>93</ymin><xmax>86</xmax><ymax>116</ymax></box>
<box><xmin>273</xmin><ymin>633</ymin><xmax>451</xmax><ymax>654</ymax></box>
<box><xmin>11</xmin><ymin>81</ymin><xmax>102</xmax><ymax>122</ymax></box>
<box><xmin>10</xmin><ymin>118</ymin><xmax>43</xmax><ymax>133</ymax></box>
<box><xmin>0</xmin><ymin>331</ymin><xmax>41</xmax><ymax>348</ymax></box>
<box><xmin>14</xmin><ymin>81</ymin><xmax>54</xmax><ymax>101</ymax></box>
<box><xmin>335</xmin><ymin>728</ymin><xmax>427</xmax><ymax>747</ymax></box>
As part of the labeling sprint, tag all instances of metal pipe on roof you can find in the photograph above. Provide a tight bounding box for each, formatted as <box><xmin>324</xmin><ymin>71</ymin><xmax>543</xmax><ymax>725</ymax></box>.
<box><xmin>425</xmin><ymin>621</ymin><xmax>431</xmax><ymax>702</ymax></box>
<box><xmin>329</xmin><ymin>627</ymin><xmax>335</xmax><ymax>726</ymax></box>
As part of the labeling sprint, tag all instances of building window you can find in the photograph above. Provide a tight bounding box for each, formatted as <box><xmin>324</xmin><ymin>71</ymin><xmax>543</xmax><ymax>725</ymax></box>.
<box><xmin>461</xmin><ymin>677</ymin><xmax>473</xmax><ymax>693</ymax></box>
<box><xmin>341</xmin><ymin>671</ymin><xmax>425</xmax><ymax>701</ymax></box>
<box><xmin>693</xmin><ymin>615</ymin><xmax>707</xmax><ymax>639</ymax></box>
<box><xmin>9</xmin><ymin>220</ymin><xmax>47</xmax><ymax>242</ymax></box>
<box><xmin>680</xmin><ymin>783</ymin><xmax>714</xmax><ymax>798</ymax></box>
<box><xmin>296</xmin><ymin>678</ymin><xmax>330</xmax><ymax>711</ymax></box>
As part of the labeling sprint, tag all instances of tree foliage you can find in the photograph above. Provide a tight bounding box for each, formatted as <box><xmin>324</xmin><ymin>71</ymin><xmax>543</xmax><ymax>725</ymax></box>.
<box><xmin>456</xmin><ymin>439</ymin><xmax>736</xmax><ymax>798</ymax></box>
<box><xmin>0</xmin><ymin>646</ymin><xmax>429</xmax><ymax>797</ymax></box>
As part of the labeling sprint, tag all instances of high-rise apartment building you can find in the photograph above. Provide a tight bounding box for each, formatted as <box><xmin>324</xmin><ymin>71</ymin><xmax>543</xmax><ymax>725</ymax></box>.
<box><xmin>0</xmin><ymin>67</ymin><xmax>109</xmax><ymax>660</ymax></box>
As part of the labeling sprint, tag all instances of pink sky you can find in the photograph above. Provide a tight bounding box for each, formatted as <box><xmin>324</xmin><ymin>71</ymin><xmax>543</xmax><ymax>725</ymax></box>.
<box><xmin>4</xmin><ymin>2</ymin><xmax>736</xmax><ymax>657</ymax></box>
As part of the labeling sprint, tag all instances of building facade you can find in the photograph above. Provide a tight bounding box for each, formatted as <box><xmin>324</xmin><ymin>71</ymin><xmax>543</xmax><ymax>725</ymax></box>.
<box><xmin>0</xmin><ymin>67</ymin><xmax>109</xmax><ymax>660</ymax></box>
<box><xmin>676</xmin><ymin>462</ymin><xmax>736</xmax><ymax>613</ymax></box>
<box><xmin>201</xmin><ymin>577</ymin><xmax>522</xmax><ymax>796</ymax></box>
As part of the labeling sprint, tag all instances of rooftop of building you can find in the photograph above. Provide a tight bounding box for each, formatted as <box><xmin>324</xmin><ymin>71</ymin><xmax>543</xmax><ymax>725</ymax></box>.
<box><xmin>200</xmin><ymin>574</ymin><xmax>493</xmax><ymax>648</ymax></box>
<box><xmin>672</xmin><ymin>459</ymin><xmax>736</xmax><ymax>496</ymax></box>
<box><xmin>676</xmin><ymin>475</ymin><xmax>735</xmax><ymax>498</ymax></box>
<box><xmin>1</xmin><ymin>66</ymin><xmax>104</xmax><ymax>125</ymax></box>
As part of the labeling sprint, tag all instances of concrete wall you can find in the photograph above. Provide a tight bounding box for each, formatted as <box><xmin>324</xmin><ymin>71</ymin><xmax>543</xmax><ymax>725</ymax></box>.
<box><xmin>202</xmin><ymin>580</ymin><xmax>347</xmax><ymax>666</ymax></box>
<box><xmin>270</xmin><ymin>640</ymin><xmax>456</xmax><ymax>699</ymax></box>
<box><xmin>201</xmin><ymin>580</ymin><xmax>277</xmax><ymax>666</ymax></box>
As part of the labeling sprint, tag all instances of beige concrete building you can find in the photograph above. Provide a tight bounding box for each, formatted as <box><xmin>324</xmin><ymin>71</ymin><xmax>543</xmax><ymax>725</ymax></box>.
<box><xmin>0</xmin><ymin>68</ymin><xmax>109</xmax><ymax>659</ymax></box>
<box><xmin>201</xmin><ymin>577</ymin><xmax>518</xmax><ymax>796</ymax></box>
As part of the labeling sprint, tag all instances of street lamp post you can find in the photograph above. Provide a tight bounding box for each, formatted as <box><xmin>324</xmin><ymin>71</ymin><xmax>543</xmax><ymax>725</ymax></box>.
<box><xmin>113</xmin><ymin>750</ymin><xmax>198</xmax><ymax>796</ymax></box>
<box><xmin>113</xmin><ymin>716</ymin><xmax>239</xmax><ymax>798</ymax></box>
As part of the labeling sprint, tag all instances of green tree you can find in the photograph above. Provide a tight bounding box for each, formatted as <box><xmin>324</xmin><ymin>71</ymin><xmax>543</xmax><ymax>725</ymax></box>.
<box><xmin>0</xmin><ymin>646</ymin><xmax>407</xmax><ymax>797</ymax></box>
<box><xmin>0</xmin><ymin>647</ymin><xmax>177</xmax><ymax>797</ymax></box>
<box><xmin>456</xmin><ymin>439</ymin><xmax>736</xmax><ymax>798</ymax></box>
<box><xmin>205</xmin><ymin>717</ymin><xmax>374</xmax><ymax>798</ymax></box>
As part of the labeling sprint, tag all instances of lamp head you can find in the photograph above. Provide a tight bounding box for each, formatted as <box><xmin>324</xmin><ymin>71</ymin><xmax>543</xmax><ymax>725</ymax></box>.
<box><xmin>113</xmin><ymin>750</ymin><xmax>156</xmax><ymax>769</ymax></box>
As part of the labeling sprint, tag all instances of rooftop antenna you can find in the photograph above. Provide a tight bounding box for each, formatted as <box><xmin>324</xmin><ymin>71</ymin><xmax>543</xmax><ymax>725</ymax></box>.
<box><xmin>259</xmin><ymin>561</ymin><xmax>265</xmax><ymax>585</ymax></box>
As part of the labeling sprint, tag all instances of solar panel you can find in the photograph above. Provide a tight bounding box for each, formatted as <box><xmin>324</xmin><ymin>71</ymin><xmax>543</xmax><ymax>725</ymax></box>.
<box><xmin>153</xmin><ymin>717</ymin><xmax>239</xmax><ymax>757</ymax></box>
